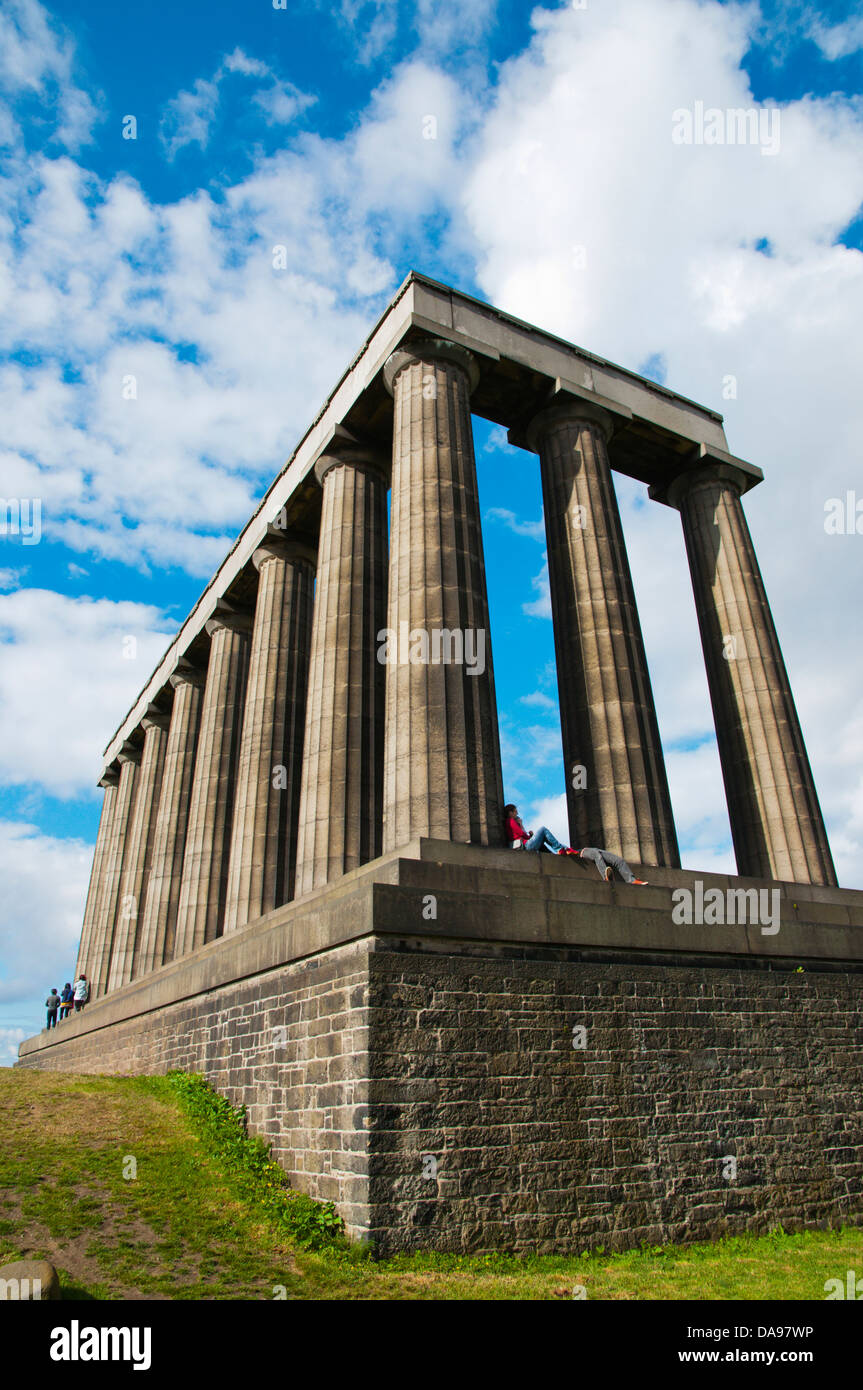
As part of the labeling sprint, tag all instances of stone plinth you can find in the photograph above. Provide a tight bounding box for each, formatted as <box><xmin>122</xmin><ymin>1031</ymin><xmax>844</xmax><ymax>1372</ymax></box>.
<box><xmin>19</xmin><ymin>840</ymin><xmax>863</xmax><ymax>1255</ymax></box>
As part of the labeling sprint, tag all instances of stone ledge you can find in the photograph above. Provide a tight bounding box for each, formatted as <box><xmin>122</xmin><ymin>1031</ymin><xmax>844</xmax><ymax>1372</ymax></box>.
<box><xmin>19</xmin><ymin>838</ymin><xmax>863</xmax><ymax>1062</ymax></box>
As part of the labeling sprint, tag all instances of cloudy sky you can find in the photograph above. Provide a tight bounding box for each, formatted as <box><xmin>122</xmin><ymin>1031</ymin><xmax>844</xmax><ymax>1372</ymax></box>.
<box><xmin>1</xmin><ymin>0</ymin><xmax>861</xmax><ymax>1053</ymax></box>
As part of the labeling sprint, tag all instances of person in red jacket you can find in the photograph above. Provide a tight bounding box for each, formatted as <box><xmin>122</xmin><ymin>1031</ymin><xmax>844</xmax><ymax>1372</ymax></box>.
<box><xmin>503</xmin><ymin>804</ymin><xmax>578</xmax><ymax>856</ymax></box>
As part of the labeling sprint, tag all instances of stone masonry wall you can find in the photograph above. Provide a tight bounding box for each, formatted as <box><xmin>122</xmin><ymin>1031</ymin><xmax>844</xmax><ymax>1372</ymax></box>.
<box><xmin>18</xmin><ymin>929</ymin><xmax>863</xmax><ymax>1255</ymax></box>
<box><xmin>365</xmin><ymin>941</ymin><xmax>863</xmax><ymax>1254</ymax></box>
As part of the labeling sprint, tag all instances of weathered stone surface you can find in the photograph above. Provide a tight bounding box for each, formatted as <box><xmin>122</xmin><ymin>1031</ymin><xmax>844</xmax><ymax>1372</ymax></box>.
<box><xmin>525</xmin><ymin>397</ymin><xmax>678</xmax><ymax>867</ymax></box>
<box><xmin>108</xmin><ymin>712</ymin><xmax>169</xmax><ymax>991</ymax></box>
<box><xmin>0</xmin><ymin>1260</ymin><xmax>60</xmax><ymax>1300</ymax></box>
<box><xmin>657</xmin><ymin>460</ymin><xmax>836</xmax><ymax>886</ymax></box>
<box><xmin>223</xmin><ymin>538</ymin><xmax>316</xmax><ymax>929</ymax></box>
<box><xmin>135</xmin><ymin>665</ymin><xmax>205</xmax><ymax>972</ymax></box>
<box><xmin>382</xmin><ymin>339</ymin><xmax>504</xmax><ymax>851</ymax></box>
<box><xmin>74</xmin><ymin>770</ymin><xmax>118</xmax><ymax>987</ymax></box>
<box><xmin>90</xmin><ymin>746</ymin><xmax>140</xmax><ymax>999</ymax></box>
<box><xmin>17</xmin><ymin>843</ymin><xmax>863</xmax><ymax>1255</ymax></box>
<box><xmin>296</xmin><ymin>447</ymin><xmax>388</xmax><ymax>895</ymax></box>
<box><xmin>174</xmin><ymin>613</ymin><xmax>252</xmax><ymax>955</ymax></box>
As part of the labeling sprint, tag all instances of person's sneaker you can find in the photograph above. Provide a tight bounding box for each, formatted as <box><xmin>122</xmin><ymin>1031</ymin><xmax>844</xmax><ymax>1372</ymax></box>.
<box><xmin>632</xmin><ymin>878</ymin><xmax>649</xmax><ymax>886</ymax></box>
<box><xmin>557</xmin><ymin>848</ymin><xmax>568</xmax><ymax>855</ymax></box>
<box><xmin>605</xmin><ymin>865</ymin><xmax>614</xmax><ymax>881</ymax></box>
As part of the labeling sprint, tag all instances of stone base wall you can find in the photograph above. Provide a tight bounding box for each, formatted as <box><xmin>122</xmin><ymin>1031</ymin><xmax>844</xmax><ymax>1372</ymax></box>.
<box><xmin>366</xmin><ymin>941</ymin><xmax>863</xmax><ymax>1251</ymax></box>
<box><xmin>17</xmin><ymin>842</ymin><xmax>863</xmax><ymax>1254</ymax></box>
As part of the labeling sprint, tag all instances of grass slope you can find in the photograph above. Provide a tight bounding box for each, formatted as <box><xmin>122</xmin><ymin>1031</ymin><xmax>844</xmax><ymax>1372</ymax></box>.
<box><xmin>1</xmin><ymin>1068</ymin><xmax>859</xmax><ymax>1301</ymax></box>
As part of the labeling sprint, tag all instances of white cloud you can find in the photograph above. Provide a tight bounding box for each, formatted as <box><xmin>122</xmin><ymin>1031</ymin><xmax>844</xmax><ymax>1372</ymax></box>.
<box><xmin>253</xmin><ymin>80</ymin><xmax>317</xmax><ymax>126</ymax></box>
<box><xmin>0</xmin><ymin>821</ymin><xmax>90</xmax><ymax>1009</ymax></box>
<box><xmin>0</xmin><ymin>1025</ymin><xmax>27</xmax><ymax>1065</ymax></box>
<box><xmin>485</xmin><ymin>506</ymin><xmax>546</xmax><ymax>541</ymax></box>
<box><xmin>810</xmin><ymin>14</ymin><xmax>863</xmax><ymax>60</ymax></box>
<box><xmin>522</xmin><ymin>558</ymin><xmax>552</xmax><ymax>618</ymax></box>
<box><xmin>160</xmin><ymin>77</ymin><xmax>220</xmax><ymax>158</ymax></box>
<box><xmin>0</xmin><ymin>0</ymin><xmax>101</xmax><ymax>151</ymax></box>
<box><xmin>0</xmin><ymin>589</ymin><xmax>177</xmax><ymax>796</ymax></box>
<box><xmin>319</xmin><ymin>0</ymin><xmax>499</xmax><ymax>64</ymax></box>
<box><xmin>520</xmin><ymin>690</ymin><xmax>556</xmax><ymax>709</ymax></box>
<box><xmin>159</xmin><ymin>47</ymin><xmax>316</xmax><ymax>157</ymax></box>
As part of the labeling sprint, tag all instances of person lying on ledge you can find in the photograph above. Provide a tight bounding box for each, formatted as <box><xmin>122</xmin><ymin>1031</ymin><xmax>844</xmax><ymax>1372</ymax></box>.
<box><xmin>504</xmin><ymin>804</ymin><xmax>579</xmax><ymax>857</ymax></box>
<box><xmin>574</xmin><ymin>846</ymin><xmax>649</xmax><ymax>886</ymax></box>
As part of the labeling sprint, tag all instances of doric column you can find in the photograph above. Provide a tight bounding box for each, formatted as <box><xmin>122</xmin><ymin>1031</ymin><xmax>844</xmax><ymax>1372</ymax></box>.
<box><xmin>74</xmin><ymin>770</ymin><xmax>119</xmax><ymax>984</ymax></box>
<box><xmin>106</xmin><ymin>712</ymin><xmax>169</xmax><ymax>991</ymax></box>
<box><xmin>525</xmin><ymin>397</ymin><xmax>679</xmax><ymax>866</ymax></box>
<box><xmin>135</xmin><ymin>664</ymin><xmax>205</xmax><ymax>973</ymax></box>
<box><xmin>174</xmin><ymin>612</ymin><xmax>252</xmax><ymax>955</ymax></box>
<box><xmin>654</xmin><ymin>459</ymin><xmax>837</xmax><ymax>884</ymax></box>
<box><xmin>295</xmin><ymin>446</ymin><xmax>388</xmax><ymax>895</ymax></box>
<box><xmin>223</xmin><ymin>537</ymin><xmax>316</xmax><ymax>930</ymax></box>
<box><xmin>381</xmin><ymin>338</ymin><xmax>504</xmax><ymax>849</ymax></box>
<box><xmin>90</xmin><ymin>745</ymin><xmax>140</xmax><ymax>998</ymax></box>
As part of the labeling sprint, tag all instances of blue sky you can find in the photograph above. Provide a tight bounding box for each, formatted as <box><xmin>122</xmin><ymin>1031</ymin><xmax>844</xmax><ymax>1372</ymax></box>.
<box><xmin>2</xmin><ymin>0</ymin><xmax>862</xmax><ymax>1050</ymax></box>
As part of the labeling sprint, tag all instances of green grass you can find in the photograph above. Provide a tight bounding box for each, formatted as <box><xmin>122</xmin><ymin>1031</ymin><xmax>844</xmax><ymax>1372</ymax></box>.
<box><xmin>1</xmin><ymin>1067</ymin><xmax>860</xmax><ymax>1300</ymax></box>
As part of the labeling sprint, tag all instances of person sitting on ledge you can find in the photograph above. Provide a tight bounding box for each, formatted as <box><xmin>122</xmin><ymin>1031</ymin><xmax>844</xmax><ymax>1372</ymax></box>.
<box><xmin>575</xmin><ymin>846</ymin><xmax>649</xmax><ymax>886</ymax></box>
<box><xmin>504</xmin><ymin>804</ymin><xmax>579</xmax><ymax>857</ymax></box>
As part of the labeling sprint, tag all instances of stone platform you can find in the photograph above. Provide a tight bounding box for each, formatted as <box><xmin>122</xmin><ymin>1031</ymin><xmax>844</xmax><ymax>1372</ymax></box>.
<box><xmin>18</xmin><ymin>841</ymin><xmax>863</xmax><ymax>1253</ymax></box>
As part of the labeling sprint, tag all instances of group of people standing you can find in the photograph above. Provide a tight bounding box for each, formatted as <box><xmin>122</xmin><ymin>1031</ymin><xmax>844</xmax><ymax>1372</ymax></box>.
<box><xmin>503</xmin><ymin>805</ymin><xmax>649</xmax><ymax>885</ymax></box>
<box><xmin>45</xmin><ymin>975</ymin><xmax>89</xmax><ymax>1029</ymax></box>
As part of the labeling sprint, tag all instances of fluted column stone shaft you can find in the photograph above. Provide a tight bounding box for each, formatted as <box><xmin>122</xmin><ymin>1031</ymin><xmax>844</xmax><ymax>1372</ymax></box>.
<box><xmin>107</xmin><ymin>713</ymin><xmax>169</xmax><ymax>991</ymax></box>
<box><xmin>174</xmin><ymin>614</ymin><xmax>251</xmax><ymax>955</ymax></box>
<box><xmin>296</xmin><ymin>449</ymin><xmax>388</xmax><ymax>895</ymax></box>
<box><xmin>74</xmin><ymin>772</ymin><xmax>118</xmax><ymax>984</ymax></box>
<box><xmin>136</xmin><ymin>668</ymin><xmax>206</xmax><ymax>973</ymax></box>
<box><xmin>667</xmin><ymin>462</ymin><xmax>836</xmax><ymax>884</ymax></box>
<box><xmin>527</xmin><ymin>399</ymin><xmax>679</xmax><ymax>866</ymax></box>
<box><xmin>382</xmin><ymin>339</ymin><xmax>504</xmax><ymax>849</ymax></box>
<box><xmin>91</xmin><ymin>747</ymin><xmax>140</xmax><ymax>998</ymax></box>
<box><xmin>223</xmin><ymin>539</ymin><xmax>316</xmax><ymax>930</ymax></box>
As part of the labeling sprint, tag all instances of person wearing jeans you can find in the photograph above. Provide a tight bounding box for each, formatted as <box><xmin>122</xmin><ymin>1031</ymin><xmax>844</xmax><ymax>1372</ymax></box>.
<box><xmin>577</xmin><ymin>847</ymin><xmax>648</xmax><ymax>885</ymax></box>
<box><xmin>45</xmin><ymin>990</ymin><xmax>60</xmax><ymax>1029</ymax></box>
<box><xmin>504</xmin><ymin>804</ymin><xmax>578</xmax><ymax>856</ymax></box>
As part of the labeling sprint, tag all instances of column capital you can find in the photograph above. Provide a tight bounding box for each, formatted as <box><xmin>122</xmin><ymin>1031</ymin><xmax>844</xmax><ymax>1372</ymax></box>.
<box><xmin>252</xmin><ymin>536</ymin><xmax>318</xmax><ymax>572</ymax></box>
<box><xmin>383</xmin><ymin>337</ymin><xmax>480</xmax><ymax>397</ymax></box>
<box><xmin>205</xmin><ymin>609</ymin><xmax>253</xmax><ymax>639</ymax></box>
<box><xmin>524</xmin><ymin>395</ymin><xmax>615</xmax><ymax>453</ymax></box>
<box><xmin>314</xmin><ymin>444</ymin><xmax>390</xmax><ymax>489</ymax></box>
<box><xmin>649</xmin><ymin>445</ymin><xmax>763</xmax><ymax>510</ymax></box>
<box><xmin>116</xmin><ymin>742</ymin><xmax>141</xmax><ymax>765</ymax></box>
<box><xmin>98</xmin><ymin>767</ymin><xmax>120</xmax><ymax>789</ymax></box>
<box><xmin>141</xmin><ymin>709</ymin><xmax>171</xmax><ymax>733</ymax></box>
<box><xmin>169</xmin><ymin>660</ymin><xmax>206</xmax><ymax>691</ymax></box>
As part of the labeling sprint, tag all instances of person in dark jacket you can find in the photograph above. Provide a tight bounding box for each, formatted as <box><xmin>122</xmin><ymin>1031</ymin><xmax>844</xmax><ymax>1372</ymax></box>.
<box><xmin>45</xmin><ymin>989</ymin><xmax>60</xmax><ymax>1029</ymax></box>
<box><xmin>58</xmin><ymin>983</ymin><xmax>74</xmax><ymax>1020</ymax></box>
<box><xmin>503</xmin><ymin>804</ymin><xmax>578</xmax><ymax>856</ymax></box>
